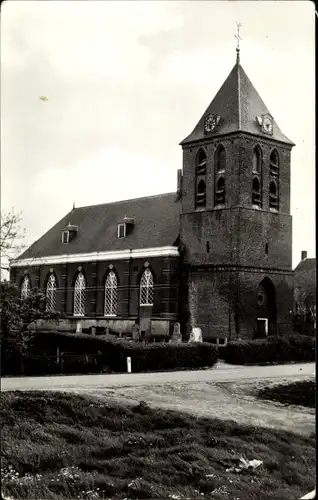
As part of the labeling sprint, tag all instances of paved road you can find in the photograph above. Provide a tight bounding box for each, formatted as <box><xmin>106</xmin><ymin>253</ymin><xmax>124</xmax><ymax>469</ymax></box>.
<box><xmin>2</xmin><ymin>361</ymin><xmax>314</xmax><ymax>392</ymax></box>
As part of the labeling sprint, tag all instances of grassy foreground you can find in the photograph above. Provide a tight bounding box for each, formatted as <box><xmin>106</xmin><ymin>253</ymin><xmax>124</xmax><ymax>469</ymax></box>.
<box><xmin>1</xmin><ymin>391</ymin><xmax>316</xmax><ymax>500</ymax></box>
<box><xmin>257</xmin><ymin>380</ymin><xmax>316</xmax><ymax>408</ymax></box>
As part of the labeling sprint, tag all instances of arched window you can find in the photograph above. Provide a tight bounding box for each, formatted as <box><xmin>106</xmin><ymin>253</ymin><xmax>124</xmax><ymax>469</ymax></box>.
<box><xmin>270</xmin><ymin>150</ymin><xmax>279</xmax><ymax>177</ymax></box>
<box><xmin>21</xmin><ymin>275</ymin><xmax>30</xmax><ymax>299</ymax></box>
<box><xmin>252</xmin><ymin>177</ymin><xmax>261</xmax><ymax>207</ymax></box>
<box><xmin>140</xmin><ymin>268</ymin><xmax>154</xmax><ymax>306</ymax></box>
<box><xmin>215</xmin><ymin>177</ymin><xmax>225</xmax><ymax>205</ymax></box>
<box><xmin>252</xmin><ymin>147</ymin><xmax>262</xmax><ymax>173</ymax></box>
<box><xmin>46</xmin><ymin>274</ymin><xmax>57</xmax><ymax>312</ymax></box>
<box><xmin>74</xmin><ymin>272</ymin><xmax>86</xmax><ymax>316</ymax></box>
<box><xmin>216</xmin><ymin>146</ymin><xmax>226</xmax><ymax>172</ymax></box>
<box><xmin>196</xmin><ymin>149</ymin><xmax>207</xmax><ymax>175</ymax></box>
<box><xmin>195</xmin><ymin>149</ymin><xmax>207</xmax><ymax>208</ymax></box>
<box><xmin>104</xmin><ymin>271</ymin><xmax>118</xmax><ymax>316</ymax></box>
<box><xmin>269</xmin><ymin>180</ymin><xmax>278</xmax><ymax>210</ymax></box>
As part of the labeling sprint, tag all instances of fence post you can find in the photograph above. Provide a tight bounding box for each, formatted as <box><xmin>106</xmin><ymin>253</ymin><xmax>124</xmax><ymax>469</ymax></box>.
<box><xmin>127</xmin><ymin>357</ymin><xmax>131</xmax><ymax>373</ymax></box>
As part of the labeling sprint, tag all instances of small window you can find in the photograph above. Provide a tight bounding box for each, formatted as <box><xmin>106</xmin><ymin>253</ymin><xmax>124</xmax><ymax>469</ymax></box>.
<box><xmin>118</xmin><ymin>223</ymin><xmax>126</xmax><ymax>238</ymax></box>
<box><xmin>206</xmin><ymin>241</ymin><xmax>210</xmax><ymax>253</ymax></box>
<box><xmin>62</xmin><ymin>231</ymin><xmax>69</xmax><ymax>244</ymax></box>
<box><xmin>265</xmin><ymin>243</ymin><xmax>269</xmax><ymax>255</ymax></box>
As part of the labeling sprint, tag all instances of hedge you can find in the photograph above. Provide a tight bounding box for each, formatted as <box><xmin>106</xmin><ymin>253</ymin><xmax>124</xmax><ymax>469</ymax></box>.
<box><xmin>3</xmin><ymin>332</ymin><xmax>218</xmax><ymax>376</ymax></box>
<box><xmin>219</xmin><ymin>335</ymin><xmax>315</xmax><ymax>365</ymax></box>
<box><xmin>258</xmin><ymin>380</ymin><xmax>316</xmax><ymax>408</ymax></box>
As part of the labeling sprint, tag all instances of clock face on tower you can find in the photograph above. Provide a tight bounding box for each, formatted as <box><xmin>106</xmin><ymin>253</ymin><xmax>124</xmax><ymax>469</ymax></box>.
<box><xmin>258</xmin><ymin>114</ymin><xmax>273</xmax><ymax>135</ymax></box>
<box><xmin>204</xmin><ymin>114</ymin><xmax>220</xmax><ymax>133</ymax></box>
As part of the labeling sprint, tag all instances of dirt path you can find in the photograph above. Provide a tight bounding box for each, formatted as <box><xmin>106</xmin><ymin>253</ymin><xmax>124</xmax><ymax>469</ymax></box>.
<box><xmin>3</xmin><ymin>363</ymin><xmax>314</xmax><ymax>437</ymax></box>
<box><xmin>74</xmin><ymin>375</ymin><xmax>315</xmax><ymax>437</ymax></box>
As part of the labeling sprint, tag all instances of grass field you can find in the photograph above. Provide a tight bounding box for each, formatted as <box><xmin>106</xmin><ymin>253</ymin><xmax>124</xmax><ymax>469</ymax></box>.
<box><xmin>1</xmin><ymin>391</ymin><xmax>316</xmax><ymax>500</ymax></box>
<box><xmin>257</xmin><ymin>380</ymin><xmax>316</xmax><ymax>408</ymax></box>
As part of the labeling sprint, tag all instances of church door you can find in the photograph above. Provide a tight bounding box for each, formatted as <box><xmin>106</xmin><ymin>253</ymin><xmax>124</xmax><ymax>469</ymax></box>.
<box><xmin>256</xmin><ymin>278</ymin><xmax>277</xmax><ymax>337</ymax></box>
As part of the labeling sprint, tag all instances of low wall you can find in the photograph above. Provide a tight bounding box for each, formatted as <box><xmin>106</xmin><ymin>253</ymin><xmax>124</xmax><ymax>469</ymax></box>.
<box><xmin>35</xmin><ymin>318</ymin><xmax>171</xmax><ymax>337</ymax></box>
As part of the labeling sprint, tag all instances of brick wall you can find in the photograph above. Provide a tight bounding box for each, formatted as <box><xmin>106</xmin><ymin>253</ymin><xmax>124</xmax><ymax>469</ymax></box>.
<box><xmin>181</xmin><ymin>131</ymin><xmax>293</xmax><ymax>340</ymax></box>
<box><xmin>11</xmin><ymin>255</ymin><xmax>180</xmax><ymax>336</ymax></box>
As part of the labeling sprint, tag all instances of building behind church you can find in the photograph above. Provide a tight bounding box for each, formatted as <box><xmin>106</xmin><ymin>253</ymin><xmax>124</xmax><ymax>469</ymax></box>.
<box><xmin>10</xmin><ymin>49</ymin><xmax>296</xmax><ymax>342</ymax></box>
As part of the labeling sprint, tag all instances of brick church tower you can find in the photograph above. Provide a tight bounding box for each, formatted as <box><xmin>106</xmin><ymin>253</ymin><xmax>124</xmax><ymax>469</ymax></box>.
<box><xmin>179</xmin><ymin>49</ymin><xmax>295</xmax><ymax>341</ymax></box>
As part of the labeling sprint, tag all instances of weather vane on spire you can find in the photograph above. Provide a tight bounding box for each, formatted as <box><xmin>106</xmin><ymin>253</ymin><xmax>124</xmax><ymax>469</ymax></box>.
<box><xmin>234</xmin><ymin>22</ymin><xmax>242</xmax><ymax>63</ymax></box>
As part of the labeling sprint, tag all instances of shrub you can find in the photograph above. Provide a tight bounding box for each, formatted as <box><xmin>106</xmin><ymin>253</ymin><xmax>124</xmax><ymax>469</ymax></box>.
<box><xmin>258</xmin><ymin>380</ymin><xmax>316</xmax><ymax>408</ymax></box>
<box><xmin>220</xmin><ymin>335</ymin><xmax>315</xmax><ymax>365</ymax></box>
<box><xmin>18</xmin><ymin>332</ymin><xmax>219</xmax><ymax>375</ymax></box>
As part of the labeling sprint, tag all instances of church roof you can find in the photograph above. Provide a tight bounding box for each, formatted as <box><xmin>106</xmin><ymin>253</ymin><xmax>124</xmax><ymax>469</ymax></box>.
<box><xmin>180</xmin><ymin>60</ymin><xmax>294</xmax><ymax>146</ymax></box>
<box><xmin>15</xmin><ymin>193</ymin><xmax>181</xmax><ymax>260</ymax></box>
<box><xmin>294</xmin><ymin>257</ymin><xmax>316</xmax><ymax>274</ymax></box>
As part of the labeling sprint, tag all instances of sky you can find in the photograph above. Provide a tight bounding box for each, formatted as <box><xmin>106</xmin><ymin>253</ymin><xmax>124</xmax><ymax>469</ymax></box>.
<box><xmin>1</xmin><ymin>0</ymin><xmax>315</xmax><ymax>271</ymax></box>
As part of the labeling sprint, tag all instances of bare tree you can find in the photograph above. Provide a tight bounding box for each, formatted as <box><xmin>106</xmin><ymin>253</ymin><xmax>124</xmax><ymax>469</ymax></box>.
<box><xmin>0</xmin><ymin>210</ymin><xmax>26</xmax><ymax>274</ymax></box>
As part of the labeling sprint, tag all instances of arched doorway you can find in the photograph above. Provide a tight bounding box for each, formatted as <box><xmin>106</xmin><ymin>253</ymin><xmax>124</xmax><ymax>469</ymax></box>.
<box><xmin>255</xmin><ymin>277</ymin><xmax>277</xmax><ymax>337</ymax></box>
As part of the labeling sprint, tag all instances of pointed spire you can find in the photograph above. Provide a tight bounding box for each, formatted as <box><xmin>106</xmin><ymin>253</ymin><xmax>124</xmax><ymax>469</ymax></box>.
<box><xmin>72</xmin><ymin>201</ymin><xmax>75</xmax><ymax>210</ymax></box>
<box><xmin>234</xmin><ymin>22</ymin><xmax>242</xmax><ymax>64</ymax></box>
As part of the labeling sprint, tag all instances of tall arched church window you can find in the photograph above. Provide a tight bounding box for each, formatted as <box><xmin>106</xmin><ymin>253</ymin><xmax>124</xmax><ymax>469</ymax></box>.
<box><xmin>74</xmin><ymin>272</ymin><xmax>86</xmax><ymax>316</ymax></box>
<box><xmin>21</xmin><ymin>276</ymin><xmax>30</xmax><ymax>299</ymax></box>
<box><xmin>140</xmin><ymin>268</ymin><xmax>154</xmax><ymax>306</ymax></box>
<box><xmin>104</xmin><ymin>271</ymin><xmax>118</xmax><ymax>316</ymax></box>
<box><xmin>46</xmin><ymin>274</ymin><xmax>57</xmax><ymax>312</ymax></box>
<box><xmin>252</xmin><ymin>146</ymin><xmax>263</xmax><ymax>208</ymax></box>
<box><xmin>195</xmin><ymin>149</ymin><xmax>207</xmax><ymax>208</ymax></box>
<box><xmin>214</xmin><ymin>146</ymin><xmax>226</xmax><ymax>206</ymax></box>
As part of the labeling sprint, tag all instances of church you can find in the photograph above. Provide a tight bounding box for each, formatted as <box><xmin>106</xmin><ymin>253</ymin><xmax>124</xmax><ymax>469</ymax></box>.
<box><xmin>10</xmin><ymin>46</ymin><xmax>295</xmax><ymax>343</ymax></box>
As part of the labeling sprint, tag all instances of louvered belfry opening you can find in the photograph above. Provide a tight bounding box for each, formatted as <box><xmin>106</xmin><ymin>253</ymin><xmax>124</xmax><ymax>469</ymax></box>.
<box><xmin>269</xmin><ymin>150</ymin><xmax>279</xmax><ymax>210</ymax></box>
<box><xmin>252</xmin><ymin>146</ymin><xmax>263</xmax><ymax>208</ymax></box>
<box><xmin>214</xmin><ymin>146</ymin><xmax>226</xmax><ymax>206</ymax></box>
<box><xmin>195</xmin><ymin>149</ymin><xmax>207</xmax><ymax>208</ymax></box>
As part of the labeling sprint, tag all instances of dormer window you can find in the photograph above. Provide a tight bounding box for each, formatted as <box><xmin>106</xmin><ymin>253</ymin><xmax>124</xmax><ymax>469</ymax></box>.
<box><xmin>118</xmin><ymin>223</ymin><xmax>126</xmax><ymax>238</ymax></box>
<box><xmin>62</xmin><ymin>223</ymin><xmax>78</xmax><ymax>244</ymax></box>
<box><xmin>62</xmin><ymin>231</ymin><xmax>69</xmax><ymax>244</ymax></box>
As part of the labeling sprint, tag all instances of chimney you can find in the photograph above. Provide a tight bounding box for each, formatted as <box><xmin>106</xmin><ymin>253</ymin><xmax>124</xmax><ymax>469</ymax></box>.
<box><xmin>177</xmin><ymin>169</ymin><xmax>182</xmax><ymax>194</ymax></box>
<box><xmin>301</xmin><ymin>250</ymin><xmax>307</xmax><ymax>261</ymax></box>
